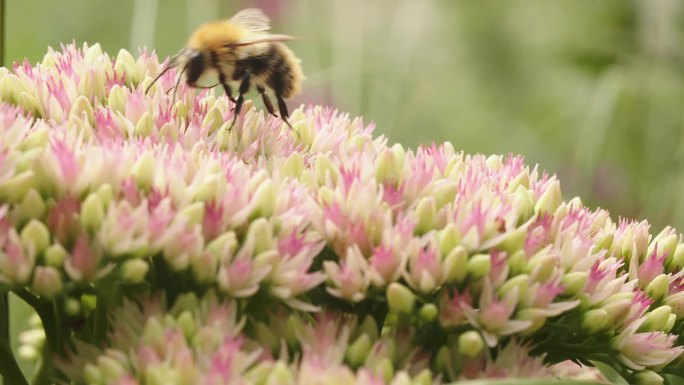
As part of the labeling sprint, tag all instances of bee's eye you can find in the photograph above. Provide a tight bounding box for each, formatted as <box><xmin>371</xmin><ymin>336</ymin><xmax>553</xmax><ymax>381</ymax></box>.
<box><xmin>185</xmin><ymin>52</ymin><xmax>205</xmax><ymax>85</ymax></box>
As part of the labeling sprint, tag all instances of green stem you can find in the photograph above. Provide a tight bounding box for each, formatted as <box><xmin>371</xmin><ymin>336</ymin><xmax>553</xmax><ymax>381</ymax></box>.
<box><xmin>29</xmin><ymin>343</ymin><xmax>52</xmax><ymax>385</ymax></box>
<box><xmin>92</xmin><ymin>279</ymin><xmax>119</xmax><ymax>345</ymax></box>
<box><xmin>0</xmin><ymin>331</ymin><xmax>28</xmax><ymax>385</ymax></box>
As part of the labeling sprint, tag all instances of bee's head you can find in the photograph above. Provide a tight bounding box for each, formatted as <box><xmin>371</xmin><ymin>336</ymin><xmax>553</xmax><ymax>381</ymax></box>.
<box><xmin>183</xmin><ymin>49</ymin><xmax>206</xmax><ymax>87</ymax></box>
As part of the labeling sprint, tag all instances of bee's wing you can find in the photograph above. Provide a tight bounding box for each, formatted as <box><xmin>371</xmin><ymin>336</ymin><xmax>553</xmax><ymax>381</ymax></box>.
<box><xmin>228</xmin><ymin>8</ymin><xmax>271</xmax><ymax>32</ymax></box>
<box><xmin>232</xmin><ymin>34</ymin><xmax>296</xmax><ymax>47</ymax></box>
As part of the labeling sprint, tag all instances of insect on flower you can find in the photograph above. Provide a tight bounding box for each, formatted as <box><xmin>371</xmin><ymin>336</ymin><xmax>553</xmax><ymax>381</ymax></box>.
<box><xmin>145</xmin><ymin>8</ymin><xmax>304</xmax><ymax>130</ymax></box>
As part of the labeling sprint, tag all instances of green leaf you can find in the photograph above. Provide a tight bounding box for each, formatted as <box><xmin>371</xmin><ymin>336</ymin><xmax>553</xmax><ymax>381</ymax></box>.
<box><xmin>590</xmin><ymin>360</ymin><xmax>629</xmax><ymax>385</ymax></box>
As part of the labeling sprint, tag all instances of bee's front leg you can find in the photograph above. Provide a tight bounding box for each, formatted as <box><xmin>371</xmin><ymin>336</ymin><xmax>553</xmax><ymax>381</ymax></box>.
<box><xmin>229</xmin><ymin>70</ymin><xmax>251</xmax><ymax>130</ymax></box>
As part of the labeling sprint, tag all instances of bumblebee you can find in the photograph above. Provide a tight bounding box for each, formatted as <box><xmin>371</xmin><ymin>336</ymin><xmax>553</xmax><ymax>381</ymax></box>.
<box><xmin>146</xmin><ymin>8</ymin><xmax>304</xmax><ymax>129</ymax></box>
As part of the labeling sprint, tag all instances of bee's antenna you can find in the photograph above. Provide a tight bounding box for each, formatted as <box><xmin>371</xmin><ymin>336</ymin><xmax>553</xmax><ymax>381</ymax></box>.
<box><xmin>144</xmin><ymin>64</ymin><xmax>175</xmax><ymax>95</ymax></box>
<box><xmin>172</xmin><ymin>66</ymin><xmax>187</xmax><ymax>103</ymax></box>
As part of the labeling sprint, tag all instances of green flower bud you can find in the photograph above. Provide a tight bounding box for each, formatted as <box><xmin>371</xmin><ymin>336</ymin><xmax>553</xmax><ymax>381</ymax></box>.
<box><xmin>81</xmin><ymin>193</ymin><xmax>105</xmax><ymax>232</ymax></box>
<box><xmin>413</xmin><ymin>369</ymin><xmax>433</xmax><ymax>385</ymax></box>
<box><xmin>443</xmin><ymin>246</ymin><xmax>468</xmax><ymax>283</ymax></box>
<box><xmin>434</xmin><ymin>181</ymin><xmax>458</xmax><ymax>208</ymax></box>
<box><xmin>498</xmin><ymin>274</ymin><xmax>529</xmax><ymax>298</ymax></box>
<box><xmin>191</xmin><ymin>250</ymin><xmax>218</xmax><ymax>284</ymax></box>
<box><xmin>640</xmin><ymin>306</ymin><xmax>672</xmax><ymax>332</ymax></box>
<box><xmin>108</xmin><ymin>85</ymin><xmax>127</xmax><ymax>114</ymax></box>
<box><xmin>534</xmin><ymin>180</ymin><xmax>562</xmax><ymax>215</ymax></box>
<box><xmin>513</xmin><ymin>186</ymin><xmax>535</xmax><ymax>224</ymax></box>
<box><xmin>437</xmin><ymin>223</ymin><xmax>461</xmax><ymax>257</ymax></box>
<box><xmin>458</xmin><ymin>330</ymin><xmax>484</xmax><ymax>358</ymax></box>
<box><xmin>96</xmin><ymin>355</ymin><xmax>127</xmax><ymax>381</ymax></box>
<box><xmin>373</xmin><ymin>358</ymin><xmax>394</xmax><ymax>384</ymax></box>
<box><xmin>419</xmin><ymin>303</ymin><xmax>438</xmax><ymax>322</ymax></box>
<box><xmin>64</xmin><ymin>298</ymin><xmax>81</xmax><ymax>316</ymax></box>
<box><xmin>44</xmin><ymin>243</ymin><xmax>67</xmax><ymax>267</ymax></box>
<box><xmin>31</xmin><ymin>266</ymin><xmax>63</xmax><ymax>299</ymax></box>
<box><xmin>176</xmin><ymin>202</ymin><xmax>205</xmax><ymax>227</ymax></box>
<box><xmin>646</xmin><ymin>274</ymin><xmax>669</xmax><ymax>302</ymax></box>
<box><xmin>255</xmin><ymin>322</ymin><xmax>278</xmax><ymax>352</ymax></box>
<box><xmin>517</xmin><ymin>308</ymin><xmax>546</xmax><ymax>333</ymax></box>
<box><xmin>282</xmin><ymin>152</ymin><xmax>304</xmax><ymax>178</ymax></box>
<box><xmin>245</xmin><ymin>218</ymin><xmax>274</xmax><ymax>255</ymax></box>
<box><xmin>119</xmin><ymin>259</ymin><xmax>149</xmax><ymax>283</ymax></box>
<box><xmin>69</xmin><ymin>95</ymin><xmax>95</xmax><ymax>125</ymax></box>
<box><xmin>141</xmin><ymin>316</ymin><xmax>165</xmax><ymax>346</ymax></box>
<box><xmin>592</xmin><ymin>232</ymin><xmax>614</xmax><ymax>253</ymax></box>
<box><xmin>176</xmin><ymin>310</ymin><xmax>196</xmax><ymax>340</ymax></box>
<box><xmin>668</xmin><ymin>243</ymin><xmax>684</xmax><ymax>271</ymax></box>
<box><xmin>633</xmin><ymin>370</ymin><xmax>664</xmax><ymax>385</ymax></box>
<box><xmin>358</xmin><ymin>315</ymin><xmax>379</xmax><ymax>341</ymax></box>
<box><xmin>134</xmin><ymin>112</ymin><xmax>154</xmax><ymax>137</ymax></box>
<box><xmin>264</xmin><ymin>361</ymin><xmax>295</xmax><ymax>385</ymax></box>
<box><xmin>132</xmin><ymin>151</ymin><xmax>155</xmax><ymax>190</ymax></box>
<box><xmin>507</xmin><ymin>249</ymin><xmax>527</xmax><ymax>275</ymax></box>
<box><xmin>414</xmin><ymin>197</ymin><xmax>437</xmax><ymax>235</ymax></box>
<box><xmin>467</xmin><ymin>253</ymin><xmax>491</xmax><ymax>279</ymax></box>
<box><xmin>202</xmin><ymin>105</ymin><xmax>224</xmax><ymax>135</ymax></box>
<box><xmin>251</xmin><ymin>179</ymin><xmax>276</xmax><ymax>218</ymax></box>
<box><xmin>0</xmin><ymin>171</ymin><xmax>36</xmax><ymax>203</ymax></box>
<box><xmin>346</xmin><ymin>334</ymin><xmax>372</xmax><ymax>367</ymax></box>
<box><xmin>206</xmin><ymin>231</ymin><xmax>238</xmax><ymax>262</ymax></box>
<box><xmin>387</xmin><ymin>282</ymin><xmax>416</xmax><ymax>315</ymax></box>
<box><xmin>561</xmin><ymin>271</ymin><xmax>588</xmax><ymax>296</ymax></box>
<box><xmin>83</xmin><ymin>363</ymin><xmax>103</xmax><ymax>384</ymax></box>
<box><xmin>664</xmin><ymin>313</ymin><xmax>677</xmax><ymax>333</ymax></box>
<box><xmin>581</xmin><ymin>308</ymin><xmax>608</xmax><ymax>333</ymax></box>
<box><xmin>20</xmin><ymin>219</ymin><xmax>50</xmax><ymax>254</ymax></box>
<box><xmin>18</xmin><ymin>189</ymin><xmax>46</xmax><ymax>223</ymax></box>
<box><xmin>159</xmin><ymin>122</ymin><xmax>179</xmax><ymax>142</ymax></box>
<box><xmin>498</xmin><ymin>226</ymin><xmax>526</xmax><ymax>254</ymax></box>
<box><xmin>434</xmin><ymin>346</ymin><xmax>451</xmax><ymax>373</ymax></box>
<box><xmin>96</xmin><ymin>184</ymin><xmax>113</xmax><ymax>207</ymax></box>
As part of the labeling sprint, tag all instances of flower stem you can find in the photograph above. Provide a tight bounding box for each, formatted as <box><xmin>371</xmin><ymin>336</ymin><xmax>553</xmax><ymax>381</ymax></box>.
<box><xmin>0</xmin><ymin>331</ymin><xmax>28</xmax><ymax>385</ymax></box>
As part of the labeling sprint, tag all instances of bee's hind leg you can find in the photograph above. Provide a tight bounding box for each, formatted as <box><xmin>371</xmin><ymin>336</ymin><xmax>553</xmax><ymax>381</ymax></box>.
<box><xmin>276</xmin><ymin>94</ymin><xmax>294</xmax><ymax>130</ymax></box>
<box><xmin>257</xmin><ymin>86</ymin><xmax>278</xmax><ymax>118</ymax></box>
<box><xmin>229</xmin><ymin>71</ymin><xmax>251</xmax><ymax>130</ymax></box>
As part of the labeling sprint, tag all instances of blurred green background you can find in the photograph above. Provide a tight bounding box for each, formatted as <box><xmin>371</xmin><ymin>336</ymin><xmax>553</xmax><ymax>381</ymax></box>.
<box><xmin>3</xmin><ymin>0</ymin><xmax>684</xmax><ymax>381</ymax></box>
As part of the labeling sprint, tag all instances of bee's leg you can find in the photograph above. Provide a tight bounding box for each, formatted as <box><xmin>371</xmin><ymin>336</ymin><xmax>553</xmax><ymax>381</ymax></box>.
<box><xmin>210</xmin><ymin>52</ymin><xmax>236</xmax><ymax>103</ymax></box>
<box><xmin>276</xmin><ymin>93</ymin><xmax>294</xmax><ymax>129</ymax></box>
<box><xmin>257</xmin><ymin>86</ymin><xmax>278</xmax><ymax>118</ymax></box>
<box><xmin>229</xmin><ymin>71</ymin><xmax>251</xmax><ymax>130</ymax></box>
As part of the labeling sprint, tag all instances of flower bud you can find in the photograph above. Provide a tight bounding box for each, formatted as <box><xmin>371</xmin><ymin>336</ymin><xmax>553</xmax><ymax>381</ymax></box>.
<box><xmin>176</xmin><ymin>310</ymin><xmax>196</xmax><ymax>340</ymax></box>
<box><xmin>69</xmin><ymin>95</ymin><xmax>95</xmax><ymax>125</ymax></box>
<box><xmin>373</xmin><ymin>358</ymin><xmax>394</xmax><ymax>384</ymax></box>
<box><xmin>83</xmin><ymin>363</ymin><xmax>103</xmax><ymax>384</ymax></box>
<box><xmin>498</xmin><ymin>274</ymin><xmax>529</xmax><ymax>298</ymax></box>
<box><xmin>437</xmin><ymin>224</ymin><xmax>461</xmax><ymax>257</ymax></box>
<box><xmin>633</xmin><ymin>370</ymin><xmax>664</xmax><ymax>385</ymax></box>
<box><xmin>80</xmin><ymin>193</ymin><xmax>104</xmax><ymax>232</ymax></box>
<box><xmin>20</xmin><ymin>219</ymin><xmax>50</xmax><ymax>254</ymax></box>
<box><xmin>414</xmin><ymin>197</ymin><xmax>437</xmax><ymax>235</ymax></box>
<box><xmin>664</xmin><ymin>313</ymin><xmax>677</xmax><ymax>333</ymax></box>
<box><xmin>264</xmin><ymin>361</ymin><xmax>295</xmax><ymax>385</ymax></box>
<box><xmin>251</xmin><ymin>179</ymin><xmax>276</xmax><ymax>218</ymax></box>
<box><xmin>640</xmin><ymin>306</ymin><xmax>672</xmax><ymax>332</ymax></box>
<box><xmin>108</xmin><ymin>85</ymin><xmax>127</xmax><ymax>114</ymax></box>
<box><xmin>202</xmin><ymin>105</ymin><xmax>224</xmax><ymax>135</ymax></box>
<box><xmin>517</xmin><ymin>308</ymin><xmax>546</xmax><ymax>333</ymax></box>
<box><xmin>346</xmin><ymin>334</ymin><xmax>372</xmax><ymax>367</ymax></box>
<box><xmin>668</xmin><ymin>243</ymin><xmax>684</xmax><ymax>271</ymax></box>
<box><xmin>206</xmin><ymin>232</ymin><xmax>238</xmax><ymax>262</ymax></box>
<box><xmin>534</xmin><ymin>180</ymin><xmax>562</xmax><ymax>215</ymax></box>
<box><xmin>434</xmin><ymin>181</ymin><xmax>458</xmax><ymax>209</ymax></box>
<box><xmin>561</xmin><ymin>271</ymin><xmax>587</xmax><ymax>296</ymax></box>
<box><xmin>44</xmin><ymin>243</ymin><xmax>67</xmax><ymax>267</ymax></box>
<box><xmin>592</xmin><ymin>232</ymin><xmax>614</xmax><ymax>253</ymax></box>
<box><xmin>191</xmin><ymin>251</ymin><xmax>218</xmax><ymax>284</ymax></box>
<box><xmin>177</xmin><ymin>202</ymin><xmax>205</xmax><ymax>227</ymax></box>
<box><xmin>442</xmin><ymin>246</ymin><xmax>468</xmax><ymax>283</ymax></box>
<box><xmin>358</xmin><ymin>315</ymin><xmax>379</xmax><ymax>341</ymax></box>
<box><xmin>97</xmin><ymin>355</ymin><xmax>126</xmax><ymax>381</ymax></box>
<box><xmin>419</xmin><ymin>303</ymin><xmax>438</xmax><ymax>322</ymax></box>
<box><xmin>498</xmin><ymin>227</ymin><xmax>526</xmax><ymax>254</ymax></box>
<box><xmin>412</xmin><ymin>369</ymin><xmax>433</xmax><ymax>385</ymax></box>
<box><xmin>581</xmin><ymin>308</ymin><xmax>608</xmax><ymax>333</ymax></box>
<box><xmin>282</xmin><ymin>152</ymin><xmax>304</xmax><ymax>178</ymax></box>
<box><xmin>97</xmin><ymin>184</ymin><xmax>113</xmax><ymax>207</ymax></box>
<box><xmin>134</xmin><ymin>111</ymin><xmax>154</xmax><ymax>137</ymax></box>
<box><xmin>115</xmin><ymin>49</ymin><xmax>139</xmax><ymax>85</ymax></box>
<box><xmin>467</xmin><ymin>253</ymin><xmax>491</xmax><ymax>279</ymax></box>
<box><xmin>646</xmin><ymin>274</ymin><xmax>669</xmax><ymax>302</ymax></box>
<box><xmin>120</xmin><ymin>259</ymin><xmax>149</xmax><ymax>283</ymax></box>
<box><xmin>458</xmin><ymin>330</ymin><xmax>484</xmax><ymax>358</ymax></box>
<box><xmin>244</xmin><ymin>218</ymin><xmax>274</xmax><ymax>255</ymax></box>
<box><xmin>0</xmin><ymin>171</ymin><xmax>36</xmax><ymax>203</ymax></box>
<box><xmin>132</xmin><ymin>151</ymin><xmax>155</xmax><ymax>190</ymax></box>
<box><xmin>387</xmin><ymin>282</ymin><xmax>415</xmax><ymax>315</ymax></box>
<box><xmin>31</xmin><ymin>266</ymin><xmax>63</xmax><ymax>299</ymax></box>
<box><xmin>18</xmin><ymin>189</ymin><xmax>46</xmax><ymax>223</ymax></box>
<box><xmin>64</xmin><ymin>298</ymin><xmax>81</xmax><ymax>316</ymax></box>
<box><xmin>507</xmin><ymin>249</ymin><xmax>527</xmax><ymax>275</ymax></box>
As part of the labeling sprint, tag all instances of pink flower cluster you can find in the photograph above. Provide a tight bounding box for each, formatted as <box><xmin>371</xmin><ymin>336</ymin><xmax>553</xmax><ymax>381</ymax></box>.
<box><xmin>1</xmin><ymin>43</ymin><xmax>683</xmax><ymax>383</ymax></box>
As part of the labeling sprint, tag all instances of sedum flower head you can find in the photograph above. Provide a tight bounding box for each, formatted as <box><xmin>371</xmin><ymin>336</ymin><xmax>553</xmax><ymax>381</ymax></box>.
<box><xmin>0</xmin><ymin>43</ymin><xmax>683</xmax><ymax>383</ymax></box>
